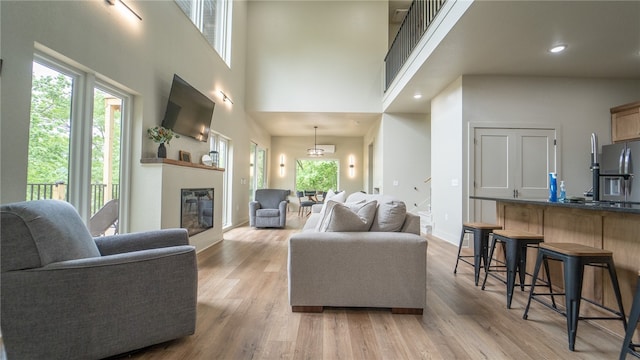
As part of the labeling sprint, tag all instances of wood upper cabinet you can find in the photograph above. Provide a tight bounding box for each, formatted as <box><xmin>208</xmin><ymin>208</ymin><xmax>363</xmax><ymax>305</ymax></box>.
<box><xmin>611</xmin><ymin>100</ymin><xmax>640</xmax><ymax>143</ymax></box>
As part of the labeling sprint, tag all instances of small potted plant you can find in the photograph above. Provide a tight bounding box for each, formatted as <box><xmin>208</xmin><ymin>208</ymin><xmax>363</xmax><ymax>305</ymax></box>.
<box><xmin>147</xmin><ymin>126</ymin><xmax>179</xmax><ymax>158</ymax></box>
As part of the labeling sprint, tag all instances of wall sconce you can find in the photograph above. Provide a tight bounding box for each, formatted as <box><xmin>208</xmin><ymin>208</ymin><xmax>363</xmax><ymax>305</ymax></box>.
<box><xmin>348</xmin><ymin>155</ymin><xmax>355</xmax><ymax>178</ymax></box>
<box><xmin>106</xmin><ymin>0</ymin><xmax>142</xmax><ymax>21</ymax></box>
<box><xmin>279</xmin><ymin>154</ymin><xmax>285</xmax><ymax>177</ymax></box>
<box><xmin>220</xmin><ymin>91</ymin><xmax>233</xmax><ymax>104</ymax></box>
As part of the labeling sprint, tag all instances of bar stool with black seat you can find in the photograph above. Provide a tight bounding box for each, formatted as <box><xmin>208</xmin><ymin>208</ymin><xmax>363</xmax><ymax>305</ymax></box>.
<box><xmin>481</xmin><ymin>229</ymin><xmax>547</xmax><ymax>309</ymax></box>
<box><xmin>523</xmin><ymin>242</ymin><xmax>627</xmax><ymax>352</ymax></box>
<box><xmin>454</xmin><ymin>222</ymin><xmax>503</xmax><ymax>285</ymax></box>
<box><xmin>620</xmin><ymin>270</ymin><xmax>640</xmax><ymax>359</ymax></box>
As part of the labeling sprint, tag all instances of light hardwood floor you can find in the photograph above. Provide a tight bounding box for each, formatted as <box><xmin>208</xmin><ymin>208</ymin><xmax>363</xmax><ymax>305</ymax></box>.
<box><xmin>119</xmin><ymin>214</ymin><xmax>627</xmax><ymax>359</ymax></box>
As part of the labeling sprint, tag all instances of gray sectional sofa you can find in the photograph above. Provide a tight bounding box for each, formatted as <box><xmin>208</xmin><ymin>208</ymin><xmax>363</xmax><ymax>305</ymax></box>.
<box><xmin>288</xmin><ymin>192</ymin><xmax>428</xmax><ymax>314</ymax></box>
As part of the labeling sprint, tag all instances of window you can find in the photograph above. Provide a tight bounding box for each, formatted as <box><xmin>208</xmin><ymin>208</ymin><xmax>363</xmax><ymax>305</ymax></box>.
<box><xmin>248</xmin><ymin>142</ymin><xmax>266</xmax><ymax>202</ymax></box>
<box><xmin>27</xmin><ymin>61</ymin><xmax>73</xmax><ymax>202</ymax></box>
<box><xmin>210</xmin><ymin>132</ymin><xmax>231</xmax><ymax>228</ymax></box>
<box><xmin>249</xmin><ymin>142</ymin><xmax>256</xmax><ymax>202</ymax></box>
<box><xmin>91</xmin><ymin>87</ymin><xmax>124</xmax><ymax>217</ymax></box>
<box><xmin>175</xmin><ymin>0</ymin><xmax>232</xmax><ymax>65</ymax></box>
<box><xmin>295</xmin><ymin>159</ymin><xmax>338</xmax><ymax>192</ymax></box>
<box><xmin>27</xmin><ymin>52</ymin><xmax>131</xmax><ymax>232</ymax></box>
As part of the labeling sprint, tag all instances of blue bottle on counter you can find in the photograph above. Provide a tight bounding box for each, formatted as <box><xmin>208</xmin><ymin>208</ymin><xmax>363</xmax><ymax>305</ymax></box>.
<box><xmin>549</xmin><ymin>172</ymin><xmax>558</xmax><ymax>202</ymax></box>
<box><xmin>559</xmin><ymin>180</ymin><xmax>566</xmax><ymax>202</ymax></box>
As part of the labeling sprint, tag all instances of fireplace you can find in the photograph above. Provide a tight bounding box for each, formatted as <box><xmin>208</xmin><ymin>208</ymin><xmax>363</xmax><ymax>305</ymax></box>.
<box><xmin>181</xmin><ymin>188</ymin><xmax>214</xmax><ymax>236</ymax></box>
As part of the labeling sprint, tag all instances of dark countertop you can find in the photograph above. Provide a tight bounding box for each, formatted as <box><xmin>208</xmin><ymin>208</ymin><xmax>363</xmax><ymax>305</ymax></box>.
<box><xmin>470</xmin><ymin>196</ymin><xmax>640</xmax><ymax>215</ymax></box>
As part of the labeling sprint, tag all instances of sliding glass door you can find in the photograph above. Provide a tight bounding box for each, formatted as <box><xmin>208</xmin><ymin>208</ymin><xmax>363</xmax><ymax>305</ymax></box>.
<box><xmin>27</xmin><ymin>54</ymin><xmax>130</xmax><ymax>231</ymax></box>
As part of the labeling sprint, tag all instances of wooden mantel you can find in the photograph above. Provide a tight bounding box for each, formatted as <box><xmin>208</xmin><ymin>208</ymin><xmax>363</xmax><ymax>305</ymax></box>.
<box><xmin>140</xmin><ymin>158</ymin><xmax>225</xmax><ymax>172</ymax></box>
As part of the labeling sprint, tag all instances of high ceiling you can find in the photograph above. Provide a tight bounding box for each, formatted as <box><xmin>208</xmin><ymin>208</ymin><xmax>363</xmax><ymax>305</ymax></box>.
<box><xmin>251</xmin><ymin>0</ymin><xmax>640</xmax><ymax>137</ymax></box>
<box><xmin>384</xmin><ymin>0</ymin><xmax>640</xmax><ymax>114</ymax></box>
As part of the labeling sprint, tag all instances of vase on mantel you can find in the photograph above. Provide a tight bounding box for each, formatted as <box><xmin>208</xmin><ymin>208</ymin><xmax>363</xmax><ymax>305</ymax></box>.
<box><xmin>157</xmin><ymin>143</ymin><xmax>167</xmax><ymax>158</ymax></box>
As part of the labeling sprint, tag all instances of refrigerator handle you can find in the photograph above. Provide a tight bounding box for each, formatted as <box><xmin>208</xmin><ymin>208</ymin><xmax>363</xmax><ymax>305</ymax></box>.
<box><xmin>624</xmin><ymin>148</ymin><xmax>631</xmax><ymax>174</ymax></box>
<box><xmin>625</xmin><ymin>148</ymin><xmax>632</xmax><ymax>200</ymax></box>
<box><xmin>619</xmin><ymin>148</ymin><xmax>625</xmax><ymax>173</ymax></box>
<box><xmin>619</xmin><ymin>148</ymin><xmax>627</xmax><ymax>199</ymax></box>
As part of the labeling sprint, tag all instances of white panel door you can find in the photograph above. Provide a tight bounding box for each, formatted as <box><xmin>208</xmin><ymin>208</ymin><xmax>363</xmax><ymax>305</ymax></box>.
<box><xmin>473</xmin><ymin>128</ymin><xmax>556</xmax><ymax>223</ymax></box>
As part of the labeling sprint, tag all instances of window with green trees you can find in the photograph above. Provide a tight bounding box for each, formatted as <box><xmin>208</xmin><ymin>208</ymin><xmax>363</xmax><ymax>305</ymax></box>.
<box><xmin>27</xmin><ymin>55</ymin><xmax>128</xmax><ymax>227</ymax></box>
<box><xmin>295</xmin><ymin>159</ymin><xmax>338</xmax><ymax>191</ymax></box>
<box><xmin>27</xmin><ymin>62</ymin><xmax>73</xmax><ymax>201</ymax></box>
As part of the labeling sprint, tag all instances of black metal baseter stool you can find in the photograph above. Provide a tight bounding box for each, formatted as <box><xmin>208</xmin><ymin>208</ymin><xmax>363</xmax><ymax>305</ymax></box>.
<box><xmin>481</xmin><ymin>229</ymin><xmax>546</xmax><ymax>309</ymax></box>
<box><xmin>621</xmin><ymin>270</ymin><xmax>640</xmax><ymax>359</ymax></box>
<box><xmin>523</xmin><ymin>242</ymin><xmax>627</xmax><ymax>351</ymax></box>
<box><xmin>454</xmin><ymin>222</ymin><xmax>502</xmax><ymax>285</ymax></box>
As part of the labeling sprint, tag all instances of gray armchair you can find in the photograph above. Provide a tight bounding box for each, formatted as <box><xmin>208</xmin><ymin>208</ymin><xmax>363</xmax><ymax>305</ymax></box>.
<box><xmin>1</xmin><ymin>200</ymin><xmax>197</xmax><ymax>360</ymax></box>
<box><xmin>249</xmin><ymin>189</ymin><xmax>289</xmax><ymax>228</ymax></box>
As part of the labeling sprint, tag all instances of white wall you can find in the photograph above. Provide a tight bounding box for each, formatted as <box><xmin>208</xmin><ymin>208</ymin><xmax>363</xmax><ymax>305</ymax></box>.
<box><xmin>431</xmin><ymin>77</ymin><xmax>464</xmax><ymax>243</ymax></box>
<box><xmin>0</xmin><ymin>1</ymin><xmax>254</xmax><ymax>248</ymax></box>
<box><xmin>462</xmin><ymin>75</ymin><xmax>640</xmax><ymax>201</ymax></box>
<box><xmin>430</xmin><ymin>75</ymin><xmax>640</xmax><ymax>245</ymax></box>
<box><xmin>245</xmin><ymin>0</ymin><xmax>387</xmax><ymax>113</ymax></box>
<box><xmin>364</xmin><ymin>120</ymin><xmax>383</xmax><ymax>194</ymax></box>
<box><xmin>379</xmin><ymin>113</ymin><xmax>431</xmax><ymax>211</ymax></box>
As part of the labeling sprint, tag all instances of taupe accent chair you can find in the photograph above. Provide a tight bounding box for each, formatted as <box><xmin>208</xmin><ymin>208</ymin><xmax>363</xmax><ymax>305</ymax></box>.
<box><xmin>249</xmin><ymin>189</ymin><xmax>289</xmax><ymax>228</ymax></box>
<box><xmin>1</xmin><ymin>200</ymin><xmax>197</xmax><ymax>360</ymax></box>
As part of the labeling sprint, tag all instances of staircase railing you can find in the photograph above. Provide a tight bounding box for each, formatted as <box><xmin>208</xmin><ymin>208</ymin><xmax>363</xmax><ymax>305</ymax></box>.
<box><xmin>384</xmin><ymin>0</ymin><xmax>447</xmax><ymax>91</ymax></box>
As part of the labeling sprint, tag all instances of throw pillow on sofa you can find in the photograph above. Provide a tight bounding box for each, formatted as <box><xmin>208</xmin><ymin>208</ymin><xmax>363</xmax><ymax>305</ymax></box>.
<box><xmin>370</xmin><ymin>200</ymin><xmax>407</xmax><ymax>232</ymax></box>
<box><xmin>313</xmin><ymin>191</ymin><xmax>349</xmax><ymax>231</ymax></box>
<box><xmin>323</xmin><ymin>190</ymin><xmax>345</xmax><ymax>206</ymax></box>
<box><xmin>318</xmin><ymin>200</ymin><xmax>377</xmax><ymax>232</ymax></box>
<box><xmin>316</xmin><ymin>190</ymin><xmax>345</xmax><ymax>214</ymax></box>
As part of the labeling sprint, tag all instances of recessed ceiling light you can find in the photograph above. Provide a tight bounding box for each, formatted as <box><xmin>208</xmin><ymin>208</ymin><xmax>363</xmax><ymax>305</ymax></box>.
<box><xmin>413</xmin><ymin>94</ymin><xmax>423</xmax><ymax>99</ymax></box>
<box><xmin>549</xmin><ymin>45</ymin><xmax>567</xmax><ymax>53</ymax></box>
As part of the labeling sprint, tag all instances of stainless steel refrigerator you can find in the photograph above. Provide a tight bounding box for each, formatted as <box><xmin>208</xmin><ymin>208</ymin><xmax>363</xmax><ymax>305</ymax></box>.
<box><xmin>600</xmin><ymin>140</ymin><xmax>640</xmax><ymax>202</ymax></box>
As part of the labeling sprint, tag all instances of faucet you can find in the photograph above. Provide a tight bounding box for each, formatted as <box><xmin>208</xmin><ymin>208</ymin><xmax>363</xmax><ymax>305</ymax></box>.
<box><xmin>590</xmin><ymin>133</ymin><xmax>600</xmax><ymax>201</ymax></box>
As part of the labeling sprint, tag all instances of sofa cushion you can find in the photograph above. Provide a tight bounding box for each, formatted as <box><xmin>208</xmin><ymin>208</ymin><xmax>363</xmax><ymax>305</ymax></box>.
<box><xmin>345</xmin><ymin>191</ymin><xmax>370</xmax><ymax>203</ymax></box>
<box><xmin>314</xmin><ymin>191</ymin><xmax>346</xmax><ymax>231</ymax></box>
<box><xmin>324</xmin><ymin>189</ymin><xmax>346</xmax><ymax>204</ymax></box>
<box><xmin>256</xmin><ymin>208</ymin><xmax>280</xmax><ymax>217</ymax></box>
<box><xmin>319</xmin><ymin>200</ymin><xmax>377</xmax><ymax>232</ymax></box>
<box><xmin>317</xmin><ymin>190</ymin><xmax>345</xmax><ymax>215</ymax></box>
<box><xmin>315</xmin><ymin>198</ymin><xmax>365</xmax><ymax>231</ymax></box>
<box><xmin>370</xmin><ymin>199</ymin><xmax>407</xmax><ymax>232</ymax></box>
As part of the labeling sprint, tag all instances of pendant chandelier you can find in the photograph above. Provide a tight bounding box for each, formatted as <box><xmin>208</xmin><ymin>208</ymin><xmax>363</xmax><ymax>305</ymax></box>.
<box><xmin>307</xmin><ymin>126</ymin><xmax>324</xmax><ymax>157</ymax></box>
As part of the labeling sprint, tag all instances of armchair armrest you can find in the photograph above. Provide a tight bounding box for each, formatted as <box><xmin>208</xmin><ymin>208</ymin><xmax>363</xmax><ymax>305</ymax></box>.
<box><xmin>279</xmin><ymin>200</ymin><xmax>288</xmax><ymax>213</ymax></box>
<box><xmin>94</xmin><ymin>228</ymin><xmax>189</xmax><ymax>256</ymax></box>
<box><xmin>249</xmin><ymin>201</ymin><xmax>261</xmax><ymax>209</ymax></box>
<box><xmin>249</xmin><ymin>201</ymin><xmax>261</xmax><ymax>227</ymax></box>
<box><xmin>42</xmin><ymin>245</ymin><xmax>195</xmax><ymax>270</ymax></box>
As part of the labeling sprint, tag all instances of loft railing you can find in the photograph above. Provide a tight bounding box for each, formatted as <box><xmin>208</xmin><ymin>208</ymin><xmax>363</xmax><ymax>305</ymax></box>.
<box><xmin>26</xmin><ymin>182</ymin><xmax>120</xmax><ymax>216</ymax></box>
<box><xmin>384</xmin><ymin>0</ymin><xmax>447</xmax><ymax>91</ymax></box>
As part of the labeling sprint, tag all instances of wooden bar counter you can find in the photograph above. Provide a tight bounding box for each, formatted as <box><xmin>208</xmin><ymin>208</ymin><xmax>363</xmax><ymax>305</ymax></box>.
<box><xmin>471</xmin><ymin>196</ymin><xmax>640</xmax><ymax>338</ymax></box>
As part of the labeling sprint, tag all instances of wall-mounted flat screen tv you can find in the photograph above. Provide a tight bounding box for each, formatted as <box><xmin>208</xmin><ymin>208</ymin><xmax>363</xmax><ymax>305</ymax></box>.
<box><xmin>161</xmin><ymin>74</ymin><xmax>215</xmax><ymax>142</ymax></box>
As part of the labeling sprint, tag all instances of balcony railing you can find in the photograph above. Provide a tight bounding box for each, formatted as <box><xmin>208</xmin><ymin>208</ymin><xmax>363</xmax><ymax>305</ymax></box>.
<box><xmin>26</xmin><ymin>182</ymin><xmax>119</xmax><ymax>216</ymax></box>
<box><xmin>384</xmin><ymin>0</ymin><xmax>447</xmax><ymax>91</ymax></box>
